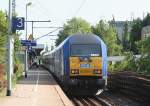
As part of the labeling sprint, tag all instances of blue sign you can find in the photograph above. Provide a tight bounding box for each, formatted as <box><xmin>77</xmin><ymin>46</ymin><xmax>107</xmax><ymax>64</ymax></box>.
<box><xmin>12</xmin><ymin>17</ymin><xmax>25</xmax><ymax>30</ymax></box>
<box><xmin>30</xmin><ymin>40</ymin><xmax>37</xmax><ymax>46</ymax></box>
<box><xmin>21</xmin><ymin>40</ymin><xmax>37</xmax><ymax>46</ymax></box>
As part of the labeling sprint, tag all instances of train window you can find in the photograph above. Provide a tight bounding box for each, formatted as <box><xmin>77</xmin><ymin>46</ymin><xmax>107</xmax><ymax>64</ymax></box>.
<box><xmin>71</xmin><ymin>44</ymin><xmax>101</xmax><ymax>56</ymax></box>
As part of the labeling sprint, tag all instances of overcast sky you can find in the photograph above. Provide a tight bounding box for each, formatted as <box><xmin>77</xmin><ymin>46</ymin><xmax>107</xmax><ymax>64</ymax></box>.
<box><xmin>1</xmin><ymin>0</ymin><xmax>150</xmax><ymax>45</ymax></box>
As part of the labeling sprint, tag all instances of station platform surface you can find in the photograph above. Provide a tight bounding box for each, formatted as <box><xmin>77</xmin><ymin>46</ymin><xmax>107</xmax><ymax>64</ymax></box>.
<box><xmin>0</xmin><ymin>67</ymin><xmax>73</xmax><ymax>106</ymax></box>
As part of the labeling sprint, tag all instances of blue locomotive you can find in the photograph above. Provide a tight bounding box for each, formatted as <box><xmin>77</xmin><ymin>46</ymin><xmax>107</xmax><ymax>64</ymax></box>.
<box><xmin>42</xmin><ymin>34</ymin><xmax>107</xmax><ymax>94</ymax></box>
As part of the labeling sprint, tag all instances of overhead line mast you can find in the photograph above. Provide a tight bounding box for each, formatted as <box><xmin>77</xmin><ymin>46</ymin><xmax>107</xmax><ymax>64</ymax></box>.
<box><xmin>7</xmin><ymin>0</ymin><xmax>13</xmax><ymax>96</ymax></box>
<box><xmin>26</xmin><ymin>20</ymin><xmax>51</xmax><ymax>37</ymax></box>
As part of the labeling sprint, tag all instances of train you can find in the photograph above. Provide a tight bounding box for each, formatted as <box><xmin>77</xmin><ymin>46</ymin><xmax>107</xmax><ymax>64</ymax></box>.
<box><xmin>42</xmin><ymin>34</ymin><xmax>107</xmax><ymax>94</ymax></box>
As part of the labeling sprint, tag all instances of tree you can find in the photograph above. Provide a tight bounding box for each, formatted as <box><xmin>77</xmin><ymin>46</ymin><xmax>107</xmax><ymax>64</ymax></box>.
<box><xmin>91</xmin><ymin>20</ymin><xmax>108</xmax><ymax>38</ymax></box>
<box><xmin>0</xmin><ymin>10</ymin><xmax>7</xmax><ymax>64</ymax></box>
<box><xmin>92</xmin><ymin>20</ymin><xmax>122</xmax><ymax>56</ymax></box>
<box><xmin>130</xmin><ymin>13</ymin><xmax>150</xmax><ymax>54</ymax></box>
<box><xmin>142</xmin><ymin>13</ymin><xmax>150</xmax><ymax>26</ymax></box>
<box><xmin>56</xmin><ymin>17</ymin><xmax>91</xmax><ymax>46</ymax></box>
<box><xmin>137</xmin><ymin>37</ymin><xmax>150</xmax><ymax>56</ymax></box>
<box><xmin>122</xmin><ymin>21</ymin><xmax>131</xmax><ymax>51</ymax></box>
<box><xmin>135</xmin><ymin>37</ymin><xmax>150</xmax><ymax>74</ymax></box>
<box><xmin>0</xmin><ymin>10</ymin><xmax>23</xmax><ymax>74</ymax></box>
<box><xmin>130</xmin><ymin>18</ymin><xmax>142</xmax><ymax>53</ymax></box>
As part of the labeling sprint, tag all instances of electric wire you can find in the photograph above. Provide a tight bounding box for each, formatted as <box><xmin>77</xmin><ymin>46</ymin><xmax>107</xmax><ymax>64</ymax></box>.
<box><xmin>73</xmin><ymin>0</ymin><xmax>87</xmax><ymax>17</ymax></box>
<box><xmin>35</xmin><ymin>0</ymin><xmax>64</xmax><ymax>24</ymax></box>
<box><xmin>35</xmin><ymin>27</ymin><xmax>61</xmax><ymax>40</ymax></box>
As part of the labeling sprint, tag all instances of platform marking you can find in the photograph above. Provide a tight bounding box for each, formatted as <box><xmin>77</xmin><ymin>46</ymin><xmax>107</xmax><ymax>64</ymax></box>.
<box><xmin>34</xmin><ymin>71</ymin><xmax>40</xmax><ymax>92</ymax></box>
<box><xmin>28</xmin><ymin>73</ymin><xmax>50</xmax><ymax>76</ymax></box>
<box><xmin>29</xmin><ymin>71</ymin><xmax>48</xmax><ymax>73</ymax></box>
<box><xmin>32</xmin><ymin>71</ymin><xmax>40</xmax><ymax>106</ymax></box>
<box><xmin>32</xmin><ymin>98</ymin><xmax>37</xmax><ymax>106</ymax></box>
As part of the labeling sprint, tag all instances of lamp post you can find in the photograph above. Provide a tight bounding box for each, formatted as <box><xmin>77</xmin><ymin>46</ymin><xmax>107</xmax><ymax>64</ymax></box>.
<box><xmin>7</xmin><ymin>0</ymin><xmax>13</xmax><ymax>96</ymax></box>
<box><xmin>25</xmin><ymin>2</ymin><xmax>32</xmax><ymax>78</ymax></box>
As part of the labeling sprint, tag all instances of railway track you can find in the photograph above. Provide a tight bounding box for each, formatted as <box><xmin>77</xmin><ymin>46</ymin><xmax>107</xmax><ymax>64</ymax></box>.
<box><xmin>49</xmin><ymin>67</ymin><xmax>149</xmax><ymax>106</ymax></box>
<box><xmin>69</xmin><ymin>91</ymin><xmax>142</xmax><ymax>106</ymax></box>
<box><xmin>70</xmin><ymin>95</ymin><xmax>110</xmax><ymax>106</ymax></box>
<box><xmin>108</xmin><ymin>71</ymin><xmax>150</xmax><ymax>105</ymax></box>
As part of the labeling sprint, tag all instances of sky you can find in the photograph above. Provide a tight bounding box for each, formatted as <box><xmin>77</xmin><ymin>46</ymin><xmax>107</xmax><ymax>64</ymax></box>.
<box><xmin>1</xmin><ymin>0</ymin><xmax>150</xmax><ymax>47</ymax></box>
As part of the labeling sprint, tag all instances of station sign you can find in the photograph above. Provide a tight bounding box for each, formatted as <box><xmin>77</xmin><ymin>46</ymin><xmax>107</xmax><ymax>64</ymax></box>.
<box><xmin>12</xmin><ymin>17</ymin><xmax>25</xmax><ymax>30</ymax></box>
<box><xmin>21</xmin><ymin>40</ymin><xmax>37</xmax><ymax>46</ymax></box>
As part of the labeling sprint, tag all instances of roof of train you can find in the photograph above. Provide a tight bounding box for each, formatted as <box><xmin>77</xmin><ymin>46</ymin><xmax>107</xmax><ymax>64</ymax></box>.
<box><xmin>43</xmin><ymin>33</ymin><xmax>105</xmax><ymax>55</ymax></box>
<box><xmin>69</xmin><ymin>34</ymin><xmax>103</xmax><ymax>44</ymax></box>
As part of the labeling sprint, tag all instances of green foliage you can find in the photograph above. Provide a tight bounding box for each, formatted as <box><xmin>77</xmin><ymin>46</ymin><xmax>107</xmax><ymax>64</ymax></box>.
<box><xmin>56</xmin><ymin>17</ymin><xmax>91</xmax><ymax>46</ymax></box>
<box><xmin>136</xmin><ymin>56</ymin><xmax>150</xmax><ymax>74</ymax></box>
<box><xmin>130</xmin><ymin>13</ymin><xmax>150</xmax><ymax>54</ymax></box>
<box><xmin>13</xmin><ymin>34</ymin><xmax>23</xmax><ymax>87</ymax></box>
<box><xmin>136</xmin><ymin>37</ymin><xmax>150</xmax><ymax>55</ymax></box>
<box><xmin>142</xmin><ymin>13</ymin><xmax>150</xmax><ymax>26</ymax></box>
<box><xmin>0</xmin><ymin>10</ymin><xmax>7</xmax><ymax>94</ymax></box>
<box><xmin>122</xmin><ymin>21</ymin><xmax>131</xmax><ymax>51</ymax></box>
<box><xmin>0</xmin><ymin>11</ymin><xmax>7</xmax><ymax>35</ymax></box>
<box><xmin>112</xmin><ymin>37</ymin><xmax>150</xmax><ymax>74</ymax></box>
<box><xmin>56</xmin><ymin>19</ymin><xmax>122</xmax><ymax>56</ymax></box>
<box><xmin>13</xmin><ymin>32</ymin><xmax>23</xmax><ymax>80</ymax></box>
<box><xmin>135</xmin><ymin>37</ymin><xmax>150</xmax><ymax>74</ymax></box>
<box><xmin>130</xmin><ymin>18</ymin><xmax>142</xmax><ymax>53</ymax></box>
<box><xmin>14</xmin><ymin>33</ymin><xmax>21</xmax><ymax>63</ymax></box>
<box><xmin>13</xmin><ymin>58</ymin><xmax>23</xmax><ymax>78</ymax></box>
<box><xmin>0</xmin><ymin>10</ymin><xmax>23</xmax><ymax>92</ymax></box>
<box><xmin>91</xmin><ymin>20</ymin><xmax>108</xmax><ymax>37</ymax></box>
<box><xmin>0</xmin><ymin>11</ymin><xmax>7</xmax><ymax>64</ymax></box>
<box><xmin>114</xmin><ymin>13</ymin><xmax>150</xmax><ymax>74</ymax></box>
<box><xmin>109</xmin><ymin>52</ymin><xmax>137</xmax><ymax>72</ymax></box>
<box><xmin>92</xmin><ymin>20</ymin><xmax>122</xmax><ymax>56</ymax></box>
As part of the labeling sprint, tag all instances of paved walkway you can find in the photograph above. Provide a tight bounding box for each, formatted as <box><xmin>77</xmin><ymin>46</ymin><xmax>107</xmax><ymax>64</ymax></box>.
<box><xmin>0</xmin><ymin>67</ymin><xmax>73</xmax><ymax>106</ymax></box>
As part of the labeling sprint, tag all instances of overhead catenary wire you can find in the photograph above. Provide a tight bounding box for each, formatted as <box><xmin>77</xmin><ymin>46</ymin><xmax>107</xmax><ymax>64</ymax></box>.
<box><xmin>35</xmin><ymin>27</ymin><xmax>62</xmax><ymax>40</ymax></box>
<box><xmin>34</xmin><ymin>1</ymin><xmax>51</xmax><ymax>19</ymax></box>
<box><xmin>27</xmin><ymin>0</ymin><xmax>88</xmax><ymax>42</ymax></box>
<box><xmin>32</xmin><ymin>0</ymin><xmax>65</xmax><ymax>39</ymax></box>
<box><xmin>35</xmin><ymin>0</ymin><xmax>64</xmax><ymax>24</ymax></box>
<box><xmin>73</xmin><ymin>0</ymin><xmax>87</xmax><ymax>17</ymax></box>
<box><xmin>33</xmin><ymin>26</ymin><xmax>63</xmax><ymax>29</ymax></box>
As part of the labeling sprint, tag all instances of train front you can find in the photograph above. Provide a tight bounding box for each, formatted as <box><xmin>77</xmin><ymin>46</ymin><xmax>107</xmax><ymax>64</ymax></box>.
<box><xmin>68</xmin><ymin>34</ymin><xmax>107</xmax><ymax>91</ymax></box>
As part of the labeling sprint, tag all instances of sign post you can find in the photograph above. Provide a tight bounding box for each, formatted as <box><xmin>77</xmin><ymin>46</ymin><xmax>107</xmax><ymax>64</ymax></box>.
<box><xmin>7</xmin><ymin>1</ymin><xmax>25</xmax><ymax>96</ymax></box>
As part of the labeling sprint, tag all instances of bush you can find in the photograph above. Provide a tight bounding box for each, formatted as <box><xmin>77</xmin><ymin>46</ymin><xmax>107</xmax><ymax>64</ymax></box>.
<box><xmin>136</xmin><ymin>37</ymin><xmax>150</xmax><ymax>74</ymax></box>
<box><xmin>0</xmin><ymin>64</ymin><xmax>6</xmax><ymax>93</ymax></box>
<box><xmin>109</xmin><ymin>52</ymin><xmax>138</xmax><ymax>72</ymax></box>
<box><xmin>14</xmin><ymin>58</ymin><xmax>23</xmax><ymax>80</ymax></box>
<box><xmin>136</xmin><ymin>55</ymin><xmax>150</xmax><ymax>74</ymax></box>
<box><xmin>110</xmin><ymin>47</ymin><xmax>150</xmax><ymax>75</ymax></box>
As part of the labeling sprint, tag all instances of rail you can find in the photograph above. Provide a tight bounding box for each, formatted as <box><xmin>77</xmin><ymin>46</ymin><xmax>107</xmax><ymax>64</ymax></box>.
<box><xmin>108</xmin><ymin>71</ymin><xmax>150</xmax><ymax>105</ymax></box>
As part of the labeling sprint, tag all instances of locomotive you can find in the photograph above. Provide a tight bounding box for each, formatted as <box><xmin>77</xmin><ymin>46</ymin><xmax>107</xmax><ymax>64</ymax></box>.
<box><xmin>42</xmin><ymin>34</ymin><xmax>107</xmax><ymax>94</ymax></box>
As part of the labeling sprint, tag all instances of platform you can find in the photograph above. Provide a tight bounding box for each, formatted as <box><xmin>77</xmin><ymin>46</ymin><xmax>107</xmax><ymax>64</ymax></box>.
<box><xmin>0</xmin><ymin>67</ymin><xmax>73</xmax><ymax>106</ymax></box>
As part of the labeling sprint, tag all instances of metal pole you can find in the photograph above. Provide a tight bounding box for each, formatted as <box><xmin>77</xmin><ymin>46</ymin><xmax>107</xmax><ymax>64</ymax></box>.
<box><xmin>11</xmin><ymin>0</ymin><xmax>15</xmax><ymax>76</ymax></box>
<box><xmin>32</xmin><ymin>21</ymin><xmax>33</xmax><ymax>37</ymax></box>
<box><xmin>25</xmin><ymin>4</ymin><xmax>28</xmax><ymax>78</ymax></box>
<box><xmin>7</xmin><ymin>0</ymin><xmax>13</xmax><ymax>96</ymax></box>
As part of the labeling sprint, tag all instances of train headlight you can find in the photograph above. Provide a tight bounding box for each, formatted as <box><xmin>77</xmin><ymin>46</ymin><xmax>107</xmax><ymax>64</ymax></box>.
<box><xmin>71</xmin><ymin>70</ymin><xmax>75</xmax><ymax>74</ymax></box>
<box><xmin>93</xmin><ymin>69</ymin><xmax>102</xmax><ymax>74</ymax></box>
<box><xmin>71</xmin><ymin>69</ymin><xmax>79</xmax><ymax>74</ymax></box>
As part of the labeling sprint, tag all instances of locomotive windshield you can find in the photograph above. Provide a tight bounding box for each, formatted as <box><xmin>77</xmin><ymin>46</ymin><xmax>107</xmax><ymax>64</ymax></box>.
<box><xmin>71</xmin><ymin>44</ymin><xmax>101</xmax><ymax>56</ymax></box>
